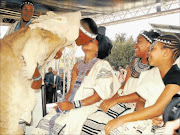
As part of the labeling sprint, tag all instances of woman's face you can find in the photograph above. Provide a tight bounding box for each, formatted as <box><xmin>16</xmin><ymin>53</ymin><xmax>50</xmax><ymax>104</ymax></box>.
<box><xmin>21</xmin><ymin>4</ymin><xmax>34</xmax><ymax>22</ymax></box>
<box><xmin>75</xmin><ymin>22</ymin><xmax>95</xmax><ymax>46</ymax></box>
<box><xmin>148</xmin><ymin>41</ymin><xmax>164</xmax><ymax>66</ymax></box>
<box><xmin>134</xmin><ymin>35</ymin><xmax>151</xmax><ymax>58</ymax></box>
<box><xmin>81</xmin><ymin>40</ymin><xmax>98</xmax><ymax>54</ymax></box>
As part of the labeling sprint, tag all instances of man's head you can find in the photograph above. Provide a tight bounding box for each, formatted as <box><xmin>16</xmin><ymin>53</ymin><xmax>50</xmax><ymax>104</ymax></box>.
<box><xmin>48</xmin><ymin>67</ymin><xmax>52</xmax><ymax>73</ymax></box>
<box><xmin>59</xmin><ymin>73</ymin><xmax>63</xmax><ymax>78</ymax></box>
<box><xmin>20</xmin><ymin>0</ymin><xmax>34</xmax><ymax>22</ymax></box>
<box><xmin>53</xmin><ymin>70</ymin><xmax>57</xmax><ymax>75</ymax></box>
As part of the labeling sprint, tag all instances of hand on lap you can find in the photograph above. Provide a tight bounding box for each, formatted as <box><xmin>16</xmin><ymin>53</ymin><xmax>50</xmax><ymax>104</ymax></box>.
<box><xmin>105</xmin><ymin>118</ymin><xmax>124</xmax><ymax>135</ymax></box>
<box><xmin>99</xmin><ymin>98</ymin><xmax>117</xmax><ymax>112</ymax></box>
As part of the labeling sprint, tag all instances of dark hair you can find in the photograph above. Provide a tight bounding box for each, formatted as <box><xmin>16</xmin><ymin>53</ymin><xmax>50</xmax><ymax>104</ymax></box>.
<box><xmin>140</xmin><ymin>29</ymin><xmax>161</xmax><ymax>44</ymax></box>
<box><xmin>96</xmin><ymin>26</ymin><xmax>113</xmax><ymax>59</ymax></box>
<box><xmin>81</xmin><ymin>18</ymin><xmax>98</xmax><ymax>35</ymax></box>
<box><xmin>20</xmin><ymin>0</ymin><xmax>34</xmax><ymax>9</ymax></box>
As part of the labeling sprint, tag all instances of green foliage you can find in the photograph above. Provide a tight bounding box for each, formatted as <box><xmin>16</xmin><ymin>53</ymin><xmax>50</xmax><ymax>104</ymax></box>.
<box><xmin>105</xmin><ymin>33</ymin><xmax>135</xmax><ymax>69</ymax></box>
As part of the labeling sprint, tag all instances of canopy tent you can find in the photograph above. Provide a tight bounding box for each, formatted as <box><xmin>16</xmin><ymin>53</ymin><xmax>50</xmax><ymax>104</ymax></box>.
<box><xmin>0</xmin><ymin>0</ymin><xmax>179</xmax><ymax>26</ymax></box>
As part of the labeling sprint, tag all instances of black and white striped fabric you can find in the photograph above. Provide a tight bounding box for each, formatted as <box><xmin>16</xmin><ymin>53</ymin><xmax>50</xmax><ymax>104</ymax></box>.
<box><xmin>105</xmin><ymin>103</ymin><xmax>131</xmax><ymax>119</ymax></box>
<box><xmin>152</xmin><ymin>125</ymin><xmax>165</xmax><ymax>135</ymax></box>
<box><xmin>81</xmin><ymin>103</ymin><xmax>133</xmax><ymax>135</ymax></box>
<box><xmin>37</xmin><ymin>118</ymin><xmax>66</xmax><ymax>135</ymax></box>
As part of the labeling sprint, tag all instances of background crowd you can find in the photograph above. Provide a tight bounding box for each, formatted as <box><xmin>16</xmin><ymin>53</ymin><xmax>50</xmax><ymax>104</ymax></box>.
<box><xmin>44</xmin><ymin>67</ymin><xmax>67</xmax><ymax>103</ymax></box>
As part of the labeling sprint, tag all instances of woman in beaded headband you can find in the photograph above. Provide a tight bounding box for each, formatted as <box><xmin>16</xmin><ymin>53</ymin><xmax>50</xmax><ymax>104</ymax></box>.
<box><xmin>5</xmin><ymin>0</ymin><xmax>34</xmax><ymax>36</ymax></box>
<box><xmin>151</xmin><ymin>34</ymin><xmax>180</xmax><ymax>63</ymax></box>
<box><xmin>135</xmin><ymin>29</ymin><xmax>161</xmax><ymax>63</ymax></box>
<box><xmin>121</xmin><ymin>29</ymin><xmax>161</xmax><ymax>87</ymax></box>
<box><xmin>20</xmin><ymin>0</ymin><xmax>34</xmax><ymax>23</ymax></box>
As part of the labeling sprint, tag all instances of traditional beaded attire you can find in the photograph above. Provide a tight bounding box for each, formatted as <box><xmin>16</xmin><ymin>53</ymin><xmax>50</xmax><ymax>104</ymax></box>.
<box><xmin>131</xmin><ymin>57</ymin><xmax>151</xmax><ymax>78</ymax></box>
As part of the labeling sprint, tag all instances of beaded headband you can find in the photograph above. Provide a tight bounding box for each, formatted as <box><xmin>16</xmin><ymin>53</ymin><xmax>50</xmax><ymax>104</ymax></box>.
<box><xmin>80</xmin><ymin>24</ymin><xmax>97</xmax><ymax>39</ymax></box>
<box><xmin>140</xmin><ymin>33</ymin><xmax>153</xmax><ymax>44</ymax></box>
<box><xmin>154</xmin><ymin>38</ymin><xmax>172</xmax><ymax>45</ymax></box>
<box><xmin>20</xmin><ymin>1</ymin><xmax>34</xmax><ymax>9</ymax></box>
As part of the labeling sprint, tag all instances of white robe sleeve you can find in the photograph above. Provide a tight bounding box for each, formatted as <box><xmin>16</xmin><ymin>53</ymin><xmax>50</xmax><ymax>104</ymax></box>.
<box><xmin>93</xmin><ymin>60</ymin><xmax>120</xmax><ymax>100</ymax></box>
<box><xmin>136</xmin><ymin>67</ymin><xmax>165</xmax><ymax>107</ymax></box>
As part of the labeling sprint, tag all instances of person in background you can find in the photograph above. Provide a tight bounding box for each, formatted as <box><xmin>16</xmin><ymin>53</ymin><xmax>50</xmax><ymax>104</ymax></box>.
<box><xmin>59</xmin><ymin>72</ymin><xmax>67</xmax><ymax>95</ymax></box>
<box><xmin>117</xmin><ymin>66</ymin><xmax>126</xmax><ymax>84</ymax></box>
<box><xmin>48</xmin><ymin>70</ymin><xmax>61</xmax><ymax>103</ymax></box>
<box><xmin>4</xmin><ymin>0</ymin><xmax>40</xmax><ymax>89</ymax></box>
<box><xmin>5</xmin><ymin>0</ymin><xmax>34</xmax><ymax>36</ymax></box>
<box><xmin>44</xmin><ymin>67</ymin><xmax>53</xmax><ymax>103</ymax></box>
<box><xmin>112</xmin><ymin>66</ymin><xmax>118</xmax><ymax>76</ymax></box>
<box><xmin>4</xmin><ymin>0</ymin><xmax>43</xmax><ymax>90</ymax></box>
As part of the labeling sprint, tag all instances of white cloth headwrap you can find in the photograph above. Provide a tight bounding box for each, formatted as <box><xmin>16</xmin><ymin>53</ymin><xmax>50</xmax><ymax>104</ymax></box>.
<box><xmin>80</xmin><ymin>24</ymin><xmax>97</xmax><ymax>39</ymax></box>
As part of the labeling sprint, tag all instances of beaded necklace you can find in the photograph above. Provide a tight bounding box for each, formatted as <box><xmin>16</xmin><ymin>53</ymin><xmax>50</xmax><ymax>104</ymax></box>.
<box><xmin>131</xmin><ymin>58</ymin><xmax>150</xmax><ymax>78</ymax></box>
<box><xmin>68</xmin><ymin>57</ymin><xmax>99</xmax><ymax>102</ymax></box>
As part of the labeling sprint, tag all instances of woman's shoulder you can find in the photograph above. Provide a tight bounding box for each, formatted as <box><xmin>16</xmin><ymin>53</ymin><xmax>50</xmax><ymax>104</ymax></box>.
<box><xmin>163</xmin><ymin>64</ymin><xmax>180</xmax><ymax>86</ymax></box>
<box><xmin>91</xmin><ymin>59</ymin><xmax>112</xmax><ymax>72</ymax></box>
<box><xmin>96</xmin><ymin>59</ymin><xmax>111</xmax><ymax>67</ymax></box>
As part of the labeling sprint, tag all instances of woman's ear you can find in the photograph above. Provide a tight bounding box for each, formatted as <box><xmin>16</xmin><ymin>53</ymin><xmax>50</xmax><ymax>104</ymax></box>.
<box><xmin>162</xmin><ymin>48</ymin><xmax>173</xmax><ymax>58</ymax></box>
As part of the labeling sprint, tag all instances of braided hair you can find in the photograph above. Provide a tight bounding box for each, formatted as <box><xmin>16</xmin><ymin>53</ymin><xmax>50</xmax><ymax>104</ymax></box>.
<box><xmin>154</xmin><ymin>34</ymin><xmax>180</xmax><ymax>62</ymax></box>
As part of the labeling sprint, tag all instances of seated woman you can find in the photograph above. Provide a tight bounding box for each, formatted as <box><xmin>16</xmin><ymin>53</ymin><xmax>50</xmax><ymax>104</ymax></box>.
<box><xmin>100</xmin><ymin>29</ymin><xmax>161</xmax><ymax>110</ymax></box>
<box><xmin>105</xmin><ymin>34</ymin><xmax>180</xmax><ymax>135</ymax></box>
<box><xmin>31</xmin><ymin>18</ymin><xmax>120</xmax><ymax>134</ymax></box>
<box><xmin>81</xmin><ymin>29</ymin><xmax>161</xmax><ymax>135</ymax></box>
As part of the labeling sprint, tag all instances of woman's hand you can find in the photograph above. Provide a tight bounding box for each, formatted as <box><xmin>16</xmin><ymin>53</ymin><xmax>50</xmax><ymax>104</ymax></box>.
<box><xmin>152</xmin><ymin>117</ymin><xmax>163</xmax><ymax>126</ymax></box>
<box><xmin>56</xmin><ymin>101</ymin><xmax>74</xmax><ymax>111</ymax></box>
<box><xmin>99</xmin><ymin>98</ymin><xmax>117</xmax><ymax>112</ymax></box>
<box><xmin>64</xmin><ymin>94</ymin><xmax>70</xmax><ymax>101</ymax></box>
<box><xmin>105</xmin><ymin>117</ymin><xmax>124</xmax><ymax>135</ymax></box>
